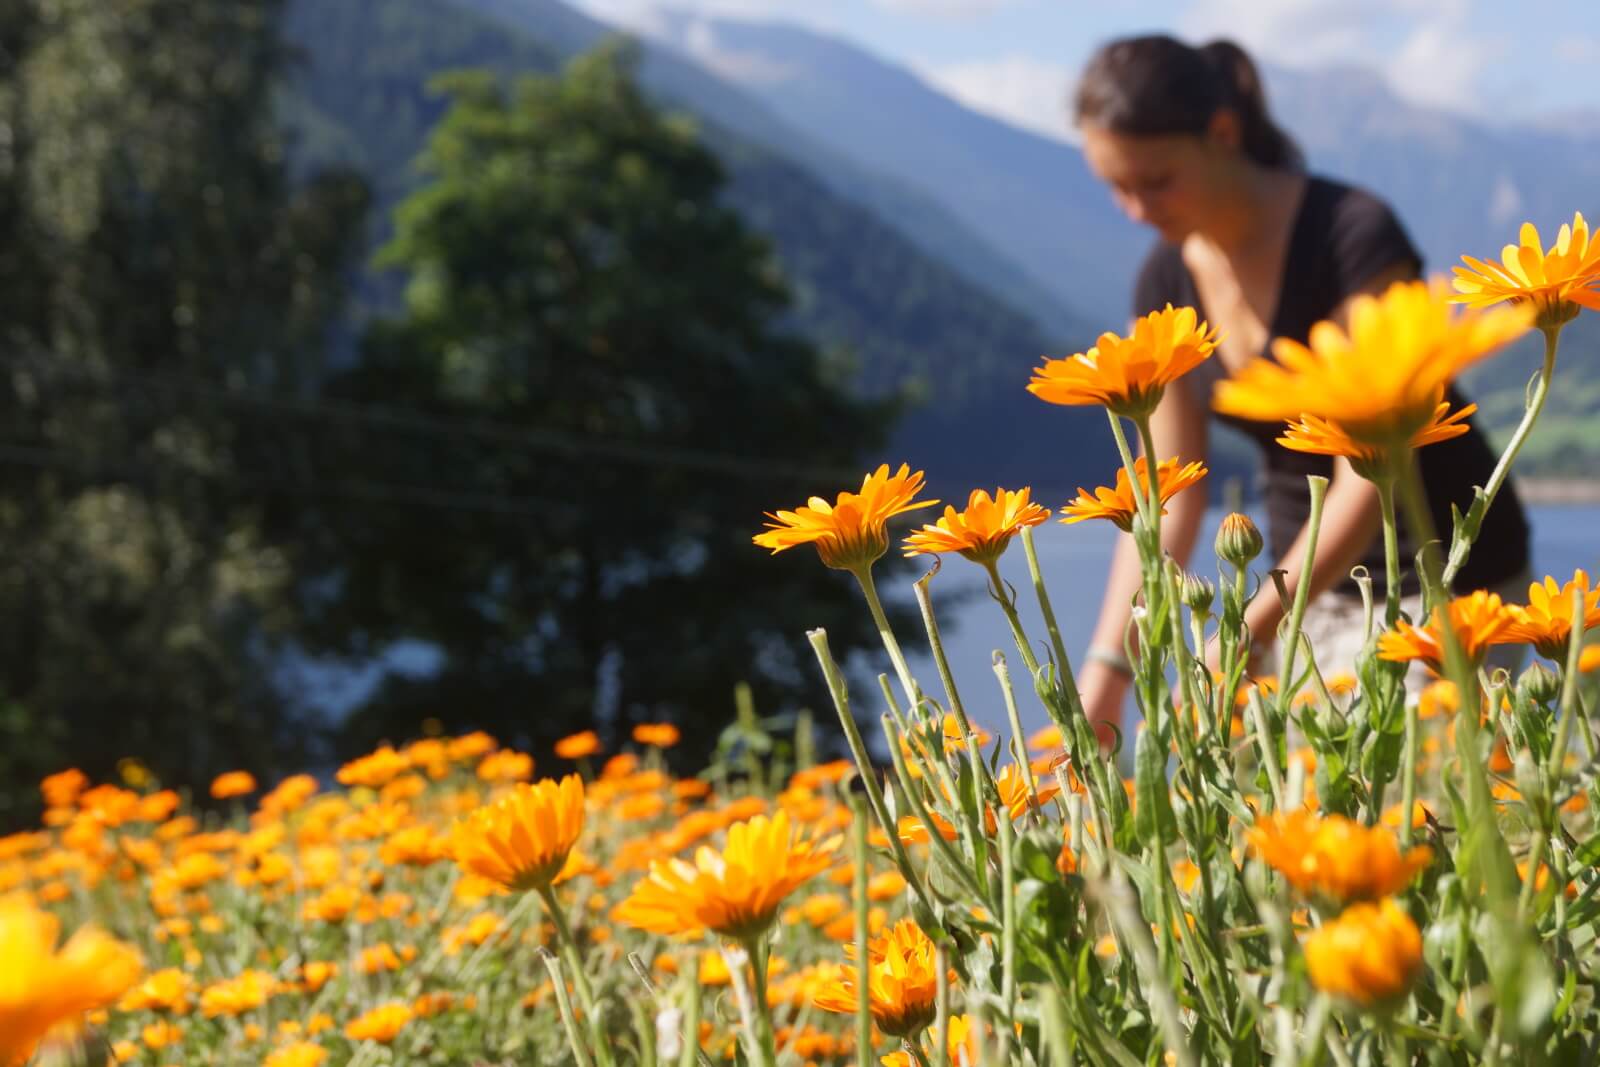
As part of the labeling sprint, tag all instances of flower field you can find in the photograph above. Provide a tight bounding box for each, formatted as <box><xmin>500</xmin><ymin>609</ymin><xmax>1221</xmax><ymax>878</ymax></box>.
<box><xmin>8</xmin><ymin>217</ymin><xmax>1600</xmax><ymax>1065</ymax></box>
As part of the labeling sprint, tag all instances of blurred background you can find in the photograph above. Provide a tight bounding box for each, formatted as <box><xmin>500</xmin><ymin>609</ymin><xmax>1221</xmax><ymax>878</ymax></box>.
<box><xmin>2</xmin><ymin>0</ymin><xmax>1596</xmax><ymax>824</ymax></box>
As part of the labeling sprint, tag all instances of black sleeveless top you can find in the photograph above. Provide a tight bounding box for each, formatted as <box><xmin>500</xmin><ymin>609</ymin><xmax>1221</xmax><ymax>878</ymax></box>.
<box><xmin>1132</xmin><ymin>175</ymin><xmax>1529</xmax><ymax>597</ymax></box>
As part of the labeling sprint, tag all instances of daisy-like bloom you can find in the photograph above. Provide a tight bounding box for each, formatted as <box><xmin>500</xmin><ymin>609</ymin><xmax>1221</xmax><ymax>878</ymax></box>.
<box><xmin>263</xmin><ymin>1043</ymin><xmax>329</xmax><ymax>1067</ymax></box>
<box><xmin>612</xmin><ymin>810</ymin><xmax>839</xmax><ymax>941</ymax></box>
<box><xmin>199</xmin><ymin>970</ymin><xmax>278</xmax><ymax>1018</ymax></box>
<box><xmin>450</xmin><ymin>775</ymin><xmax>586</xmax><ymax>893</ymax></box>
<box><xmin>897</xmin><ymin>763</ymin><xmax>1060</xmax><ymax>842</ymax></box>
<box><xmin>1303</xmin><ymin>898</ymin><xmax>1424</xmax><ymax>1006</ymax></box>
<box><xmin>1582</xmin><ymin>646</ymin><xmax>1600</xmax><ymax>674</ymax></box>
<box><xmin>554</xmin><ymin>730</ymin><xmax>602</xmax><ymax>760</ymax></box>
<box><xmin>0</xmin><ymin>894</ymin><xmax>143</xmax><ymax>1067</ymax></box>
<box><xmin>1278</xmin><ymin>400</ymin><xmax>1478</xmax><ymax>481</ymax></box>
<box><xmin>1247</xmin><ymin>811</ymin><xmax>1431</xmax><ymax>904</ymax></box>
<box><xmin>1060</xmin><ymin>456</ymin><xmax>1207</xmax><ymax>533</ymax></box>
<box><xmin>1377</xmin><ymin>590</ymin><xmax>1519</xmax><ymax>672</ymax></box>
<box><xmin>633</xmin><ymin>723</ymin><xmax>681</xmax><ymax>748</ymax></box>
<box><xmin>1453</xmin><ymin>213</ymin><xmax>1600</xmax><ymax>329</ymax></box>
<box><xmin>118</xmin><ymin>967</ymin><xmax>192</xmax><ymax>1014</ymax></box>
<box><xmin>1028</xmin><ymin>304</ymin><xmax>1220</xmax><ymax>418</ymax></box>
<box><xmin>881</xmin><ymin>1014</ymin><xmax>981</xmax><ymax>1067</ymax></box>
<box><xmin>337</xmin><ymin>746</ymin><xmax>411</xmax><ymax>789</ymax></box>
<box><xmin>902</xmin><ymin>487</ymin><xmax>1051</xmax><ymax>565</ymax></box>
<box><xmin>1502</xmin><ymin>570</ymin><xmax>1600</xmax><ymax>661</ymax></box>
<box><xmin>814</xmin><ymin>918</ymin><xmax>946</xmax><ymax>1038</ymax></box>
<box><xmin>344</xmin><ymin>1002</ymin><xmax>413</xmax><ymax>1043</ymax></box>
<box><xmin>209</xmin><ymin>770</ymin><xmax>256</xmax><ymax>800</ymax></box>
<box><xmin>754</xmin><ymin>463</ymin><xmax>937</xmax><ymax>571</ymax></box>
<box><xmin>1214</xmin><ymin>280</ymin><xmax>1530</xmax><ymax>448</ymax></box>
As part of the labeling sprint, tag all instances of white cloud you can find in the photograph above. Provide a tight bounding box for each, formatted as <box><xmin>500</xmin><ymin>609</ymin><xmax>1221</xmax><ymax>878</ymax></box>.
<box><xmin>675</xmin><ymin>19</ymin><xmax>799</xmax><ymax>86</ymax></box>
<box><xmin>915</xmin><ymin>54</ymin><xmax>1078</xmax><ymax>142</ymax></box>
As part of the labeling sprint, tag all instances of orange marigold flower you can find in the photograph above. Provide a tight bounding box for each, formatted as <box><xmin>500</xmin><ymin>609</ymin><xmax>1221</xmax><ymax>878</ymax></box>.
<box><xmin>337</xmin><ymin>746</ymin><xmax>411</xmax><ymax>789</ymax></box>
<box><xmin>344</xmin><ymin>1002</ymin><xmax>413</xmax><ymax>1043</ymax></box>
<box><xmin>1028</xmin><ymin>304</ymin><xmax>1220</xmax><ymax>418</ymax></box>
<box><xmin>633</xmin><ymin>723</ymin><xmax>681</xmax><ymax>748</ymax></box>
<box><xmin>1215</xmin><ymin>280</ymin><xmax>1530</xmax><ymax>447</ymax></box>
<box><xmin>881</xmin><ymin>1014</ymin><xmax>981</xmax><ymax>1067</ymax></box>
<box><xmin>1502</xmin><ymin>570</ymin><xmax>1600</xmax><ymax>661</ymax></box>
<box><xmin>259</xmin><ymin>774</ymin><xmax>319</xmax><ymax>818</ymax></box>
<box><xmin>0</xmin><ymin>893</ymin><xmax>142</xmax><ymax>1067</ymax></box>
<box><xmin>263</xmin><ymin>1042</ymin><xmax>328</xmax><ymax>1067</ymax></box>
<box><xmin>813</xmin><ymin>918</ymin><xmax>946</xmax><ymax>1037</ymax></box>
<box><xmin>1377</xmin><ymin>590</ymin><xmax>1518</xmax><ymax>671</ymax></box>
<box><xmin>613</xmin><ymin>810</ymin><xmax>838</xmax><ymax>941</ymax></box>
<box><xmin>901</xmin><ymin>487</ymin><xmax>1050</xmax><ymax>565</ymax></box>
<box><xmin>450</xmin><ymin>775</ymin><xmax>585</xmax><ymax>894</ymax></box>
<box><xmin>1582</xmin><ymin>645</ymin><xmax>1600</xmax><ymax>674</ymax></box>
<box><xmin>554</xmin><ymin>730</ymin><xmax>602</xmax><ymax>760</ymax></box>
<box><xmin>199</xmin><ymin>970</ymin><xmax>278</xmax><ymax>1018</ymax></box>
<box><xmin>118</xmin><ymin>967</ymin><xmax>192</xmax><ymax>1014</ymax></box>
<box><xmin>1453</xmin><ymin>213</ymin><xmax>1600</xmax><ymax>329</ymax></box>
<box><xmin>1278</xmin><ymin>400</ymin><xmax>1478</xmax><ymax>479</ymax></box>
<box><xmin>446</xmin><ymin>731</ymin><xmax>497</xmax><ymax>762</ymax></box>
<box><xmin>40</xmin><ymin>768</ymin><xmax>89</xmax><ymax>810</ymax></box>
<box><xmin>475</xmin><ymin>749</ymin><xmax>534</xmax><ymax>783</ymax></box>
<box><xmin>1061</xmin><ymin>456</ymin><xmax>1207</xmax><ymax>533</ymax></box>
<box><xmin>1303</xmin><ymin>898</ymin><xmax>1423</xmax><ymax>1005</ymax></box>
<box><xmin>754</xmin><ymin>463</ymin><xmax>937</xmax><ymax>571</ymax></box>
<box><xmin>1248</xmin><ymin>811</ymin><xmax>1430</xmax><ymax>903</ymax></box>
<box><xmin>209</xmin><ymin>771</ymin><xmax>257</xmax><ymax>800</ymax></box>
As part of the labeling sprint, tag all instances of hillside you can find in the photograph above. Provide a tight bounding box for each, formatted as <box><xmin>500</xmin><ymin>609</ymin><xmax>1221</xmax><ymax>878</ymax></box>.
<box><xmin>278</xmin><ymin>0</ymin><xmax>1116</xmax><ymax>499</ymax></box>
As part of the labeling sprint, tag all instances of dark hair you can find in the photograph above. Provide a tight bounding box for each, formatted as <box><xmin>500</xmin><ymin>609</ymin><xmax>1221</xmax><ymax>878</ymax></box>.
<box><xmin>1073</xmin><ymin>35</ymin><xmax>1302</xmax><ymax>171</ymax></box>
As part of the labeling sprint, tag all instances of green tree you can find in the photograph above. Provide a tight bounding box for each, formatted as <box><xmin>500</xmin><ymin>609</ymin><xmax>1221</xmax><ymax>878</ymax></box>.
<box><xmin>0</xmin><ymin>0</ymin><xmax>366</xmax><ymax>821</ymax></box>
<box><xmin>301</xmin><ymin>46</ymin><xmax>900</xmax><ymax>764</ymax></box>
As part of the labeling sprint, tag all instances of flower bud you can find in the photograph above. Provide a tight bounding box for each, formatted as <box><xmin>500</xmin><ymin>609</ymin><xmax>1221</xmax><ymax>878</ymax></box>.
<box><xmin>1215</xmin><ymin>512</ymin><xmax>1264</xmax><ymax>568</ymax></box>
<box><xmin>1516</xmin><ymin>661</ymin><xmax>1561</xmax><ymax>706</ymax></box>
<box><xmin>1181</xmin><ymin>574</ymin><xmax>1216</xmax><ymax>615</ymax></box>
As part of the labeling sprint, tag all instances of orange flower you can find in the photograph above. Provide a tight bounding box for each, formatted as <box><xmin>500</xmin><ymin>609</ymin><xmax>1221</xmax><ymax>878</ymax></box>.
<box><xmin>613</xmin><ymin>810</ymin><xmax>838</xmax><ymax>941</ymax></box>
<box><xmin>1028</xmin><ymin>304</ymin><xmax>1220</xmax><ymax>417</ymax></box>
<box><xmin>199</xmin><ymin>970</ymin><xmax>277</xmax><ymax>1018</ymax></box>
<box><xmin>1060</xmin><ymin>456</ymin><xmax>1207</xmax><ymax>532</ymax></box>
<box><xmin>1278</xmin><ymin>400</ymin><xmax>1477</xmax><ymax>479</ymax></box>
<box><xmin>1303</xmin><ymin>898</ymin><xmax>1423</xmax><ymax>1006</ymax></box>
<box><xmin>902</xmin><ymin>487</ymin><xmax>1050</xmax><ymax>565</ymax></box>
<box><xmin>476</xmin><ymin>749</ymin><xmax>534</xmax><ymax>783</ymax></box>
<box><xmin>813</xmin><ymin>918</ymin><xmax>946</xmax><ymax>1037</ymax></box>
<box><xmin>754</xmin><ymin>464</ymin><xmax>937</xmax><ymax>571</ymax></box>
<box><xmin>1377</xmin><ymin>590</ymin><xmax>1518</xmax><ymax>671</ymax></box>
<box><xmin>344</xmin><ymin>1002</ymin><xmax>413</xmax><ymax>1043</ymax></box>
<box><xmin>450</xmin><ymin>775</ymin><xmax>585</xmax><ymax>893</ymax></box>
<box><xmin>1248</xmin><ymin>811</ymin><xmax>1430</xmax><ymax>903</ymax></box>
<box><xmin>1453</xmin><ymin>213</ymin><xmax>1600</xmax><ymax>328</ymax></box>
<box><xmin>1215</xmin><ymin>280</ymin><xmax>1529</xmax><ymax>447</ymax></box>
<box><xmin>1582</xmin><ymin>646</ymin><xmax>1600</xmax><ymax>674</ymax></box>
<box><xmin>1502</xmin><ymin>570</ymin><xmax>1600</xmax><ymax>661</ymax></box>
<box><xmin>554</xmin><ymin>730</ymin><xmax>602</xmax><ymax>760</ymax></box>
<box><xmin>633</xmin><ymin>723</ymin><xmax>681</xmax><ymax>748</ymax></box>
<box><xmin>264</xmin><ymin>1043</ymin><xmax>328</xmax><ymax>1067</ymax></box>
<box><xmin>0</xmin><ymin>894</ymin><xmax>143</xmax><ymax>1067</ymax></box>
<box><xmin>337</xmin><ymin>746</ymin><xmax>411</xmax><ymax>789</ymax></box>
<box><xmin>209</xmin><ymin>771</ymin><xmax>257</xmax><ymax>800</ymax></box>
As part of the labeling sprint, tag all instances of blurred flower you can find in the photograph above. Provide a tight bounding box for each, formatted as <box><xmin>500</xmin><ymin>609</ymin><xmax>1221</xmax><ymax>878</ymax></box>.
<box><xmin>337</xmin><ymin>746</ymin><xmax>411</xmax><ymax>789</ymax></box>
<box><xmin>1278</xmin><ymin>400</ymin><xmax>1478</xmax><ymax>479</ymax></box>
<box><xmin>1028</xmin><ymin>304</ymin><xmax>1219</xmax><ymax>417</ymax></box>
<box><xmin>902</xmin><ymin>487</ymin><xmax>1050</xmax><ymax>565</ymax></box>
<box><xmin>475</xmin><ymin>749</ymin><xmax>534</xmax><ymax>783</ymax></box>
<box><xmin>633</xmin><ymin>723</ymin><xmax>681</xmax><ymax>748</ymax></box>
<box><xmin>1453</xmin><ymin>213</ymin><xmax>1600</xmax><ymax>329</ymax></box>
<box><xmin>614</xmin><ymin>810</ymin><xmax>838</xmax><ymax>941</ymax></box>
<box><xmin>754</xmin><ymin>463</ymin><xmax>937</xmax><ymax>571</ymax></box>
<box><xmin>199</xmin><ymin>970</ymin><xmax>277</xmax><ymax>1018</ymax></box>
<box><xmin>40</xmin><ymin>769</ymin><xmax>89</xmax><ymax>810</ymax></box>
<box><xmin>1060</xmin><ymin>456</ymin><xmax>1207</xmax><ymax>532</ymax></box>
<box><xmin>1247</xmin><ymin>811</ymin><xmax>1430</xmax><ymax>903</ymax></box>
<box><xmin>881</xmin><ymin>1014</ymin><xmax>981</xmax><ymax>1067</ymax></box>
<box><xmin>209</xmin><ymin>771</ymin><xmax>257</xmax><ymax>800</ymax></box>
<box><xmin>1303</xmin><ymin>898</ymin><xmax>1423</xmax><ymax>1006</ymax></box>
<box><xmin>263</xmin><ymin>1043</ymin><xmax>328</xmax><ymax>1067</ymax></box>
<box><xmin>118</xmin><ymin>967</ymin><xmax>192</xmax><ymax>1015</ymax></box>
<box><xmin>0</xmin><ymin>893</ymin><xmax>142</xmax><ymax>1066</ymax></box>
<box><xmin>1378</xmin><ymin>590</ymin><xmax>1518</xmax><ymax>671</ymax></box>
<box><xmin>344</xmin><ymin>1002</ymin><xmax>413</xmax><ymax>1043</ymax></box>
<box><xmin>450</xmin><ymin>775</ymin><xmax>586</xmax><ymax>893</ymax></box>
<box><xmin>1215</xmin><ymin>280</ymin><xmax>1529</xmax><ymax>447</ymax></box>
<box><xmin>554</xmin><ymin>730</ymin><xmax>602</xmax><ymax>760</ymax></box>
<box><xmin>813</xmin><ymin>918</ymin><xmax>946</xmax><ymax>1038</ymax></box>
<box><xmin>1502</xmin><ymin>570</ymin><xmax>1600</xmax><ymax>661</ymax></box>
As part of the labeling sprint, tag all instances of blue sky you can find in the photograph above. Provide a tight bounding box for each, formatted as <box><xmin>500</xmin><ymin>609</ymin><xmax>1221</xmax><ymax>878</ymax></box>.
<box><xmin>572</xmin><ymin>0</ymin><xmax>1600</xmax><ymax>141</ymax></box>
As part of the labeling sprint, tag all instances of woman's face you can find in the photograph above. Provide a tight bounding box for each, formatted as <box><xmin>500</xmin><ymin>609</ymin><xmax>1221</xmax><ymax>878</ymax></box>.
<box><xmin>1079</xmin><ymin>121</ymin><xmax>1235</xmax><ymax>244</ymax></box>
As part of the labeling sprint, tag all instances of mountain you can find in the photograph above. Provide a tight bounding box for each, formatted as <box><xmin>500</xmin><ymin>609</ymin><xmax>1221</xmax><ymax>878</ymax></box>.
<box><xmin>638</xmin><ymin>10</ymin><xmax>1146</xmax><ymax>321</ymax></box>
<box><xmin>278</xmin><ymin>0</ymin><xmax>1116</xmax><ymax>498</ymax></box>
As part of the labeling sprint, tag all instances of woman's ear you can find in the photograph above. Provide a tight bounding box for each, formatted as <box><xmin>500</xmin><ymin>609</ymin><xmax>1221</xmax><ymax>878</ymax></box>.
<box><xmin>1206</xmin><ymin>108</ymin><xmax>1242</xmax><ymax>152</ymax></box>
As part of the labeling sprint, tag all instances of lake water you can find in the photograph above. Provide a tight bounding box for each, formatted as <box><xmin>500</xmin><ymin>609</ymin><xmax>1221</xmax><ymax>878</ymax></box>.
<box><xmin>870</xmin><ymin>504</ymin><xmax>1600</xmax><ymax>739</ymax></box>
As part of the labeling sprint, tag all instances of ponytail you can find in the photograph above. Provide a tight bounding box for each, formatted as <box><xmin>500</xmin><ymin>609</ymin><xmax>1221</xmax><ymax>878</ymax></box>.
<box><xmin>1074</xmin><ymin>34</ymin><xmax>1302</xmax><ymax>171</ymax></box>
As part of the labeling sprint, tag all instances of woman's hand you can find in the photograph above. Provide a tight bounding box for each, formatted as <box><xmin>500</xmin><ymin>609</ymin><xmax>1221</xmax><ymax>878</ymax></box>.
<box><xmin>1077</xmin><ymin>658</ymin><xmax>1131</xmax><ymax>753</ymax></box>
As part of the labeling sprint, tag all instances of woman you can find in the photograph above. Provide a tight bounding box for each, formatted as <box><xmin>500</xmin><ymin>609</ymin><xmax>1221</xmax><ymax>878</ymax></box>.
<box><xmin>1068</xmin><ymin>35</ymin><xmax>1531</xmax><ymax>740</ymax></box>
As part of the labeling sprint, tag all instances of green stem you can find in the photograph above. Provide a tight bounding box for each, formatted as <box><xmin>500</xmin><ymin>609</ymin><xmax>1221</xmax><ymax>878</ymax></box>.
<box><xmin>934</xmin><ymin>943</ymin><xmax>952</xmax><ymax>1067</ymax></box>
<box><xmin>913</xmin><ymin>562</ymin><xmax>972</xmax><ymax>731</ymax></box>
<box><xmin>539</xmin><ymin>884</ymin><xmax>613</xmax><ymax>1067</ymax></box>
<box><xmin>849</xmin><ymin>563</ymin><xmax>923</xmax><ymax>713</ymax></box>
<box><xmin>1398</xmin><ymin>696</ymin><xmax>1421</xmax><ymax>852</ymax></box>
<box><xmin>998</xmin><ymin>813</ymin><xmax>1018</xmax><ymax>1063</ymax></box>
<box><xmin>984</xmin><ymin>559</ymin><xmax>1043</xmax><ymax>677</ymax></box>
<box><xmin>1276</xmin><ymin>475</ymin><xmax>1329</xmax><ymax>718</ymax></box>
<box><xmin>995</xmin><ymin>653</ymin><xmax>1042</xmax><ymax>819</ymax></box>
<box><xmin>1442</xmin><ymin>324</ymin><xmax>1561</xmax><ymax>590</ymax></box>
<box><xmin>1106</xmin><ymin>409</ymin><xmax>1153</xmax><ymax>529</ymax></box>
<box><xmin>1022</xmin><ymin>524</ymin><xmax>1083</xmax><ymax>711</ymax></box>
<box><xmin>850</xmin><ymin>794</ymin><xmax>875</xmax><ymax>1066</ymax></box>
<box><xmin>543</xmin><ymin>950</ymin><xmax>597</xmax><ymax>1067</ymax></box>
<box><xmin>679</xmin><ymin>955</ymin><xmax>702</xmax><ymax>1067</ymax></box>
<box><xmin>745</xmin><ymin>937</ymin><xmax>779</xmax><ymax>1067</ymax></box>
<box><xmin>1376</xmin><ymin>478</ymin><xmax>1403</xmax><ymax>629</ymax></box>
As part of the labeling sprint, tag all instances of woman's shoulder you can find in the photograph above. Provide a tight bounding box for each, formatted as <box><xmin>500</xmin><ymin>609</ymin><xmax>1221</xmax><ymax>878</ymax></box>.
<box><xmin>1131</xmin><ymin>239</ymin><xmax>1188</xmax><ymax>318</ymax></box>
<box><xmin>1301</xmin><ymin>173</ymin><xmax>1424</xmax><ymax>292</ymax></box>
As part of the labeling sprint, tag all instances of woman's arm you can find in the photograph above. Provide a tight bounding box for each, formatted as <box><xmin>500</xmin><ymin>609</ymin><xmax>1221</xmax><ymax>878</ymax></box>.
<box><xmin>1079</xmin><ymin>373</ymin><xmax>1210</xmax><ymax>743</ymax></box>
